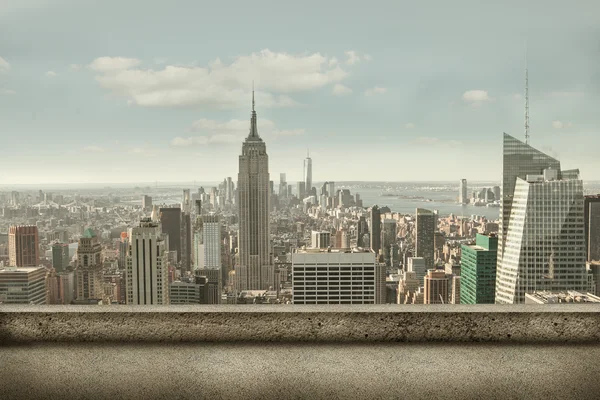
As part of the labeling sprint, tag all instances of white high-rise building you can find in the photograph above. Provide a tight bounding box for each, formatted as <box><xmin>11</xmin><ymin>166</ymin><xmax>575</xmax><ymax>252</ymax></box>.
<box><xmin>496</xmin><ymin>134</ymin><xmax>587</xmax><ymax>304</ymax></box>
<box><xmin>459</xmin><ymin>179</ymin><xmax>468</xmax><ymax>205</ymax></box>
<box><xmin>203</xmin><ymin>214</ymin><xmax>221</xmax><ymax>269</ymax></box>
<box><xmin>236</xmin><ymin>92</ymin><xmax>274</xmax><ymax>291</ymax></box>
<box><xmin>126</xmin><ymin>219</ymin><xmax>169</xmax><ymax>305</ymax></box>
<box><xmin>304</xmin><ymin>151</ymin><xmax>312</xmax><ymax>195</ymax></box>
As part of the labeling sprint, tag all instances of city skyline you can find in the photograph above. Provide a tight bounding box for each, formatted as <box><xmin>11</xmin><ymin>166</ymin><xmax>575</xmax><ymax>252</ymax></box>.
<box><xmin>2</xmin><ymin>0</ymin><xmax>600</xmax><ymax>184</ymax></box>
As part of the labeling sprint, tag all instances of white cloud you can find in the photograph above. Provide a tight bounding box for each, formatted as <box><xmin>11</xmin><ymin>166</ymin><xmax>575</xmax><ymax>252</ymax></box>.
<box><xmin>69</xmin><ymin>64</ymin><xmax>81</xmax><ymax>71</ymax></box>
<box><xmin>365</xmin><ymin>86</ymin><xmax>387</xmax><ymax>96</ymax></box>
<box><xmin>0</xmin><ymin>89</ymin><xmax>16</xmax><ymax>95</ymax></box>
<box><xmin>345</xmin><ymin>50</ymin><xmax>361</xmax><ymax>65</ymax></box>
<box><xmin>332</xmin><ymin>83</ymin><xmax>352</xmax><ymax>96</ymax></box>
<box><xmin>128</xmin><ymin>147</ymin><xmax>157</xmax><ymax>157</ymax></box>
<box><xmin>173</xmin><ymin>117</ymin><xmax>303</xmax><ymax>146</ymax></box>
<box><xmin>462</xmin><ymin>90</ymin><xmax>490</xmax><ymax>103</ymax></box>
<box><xmin>83</xmin><ymin>145</ymin><xmax>105</xmax><ymax>153</ymax></box>
<box><xmin>45</xmin><ymin>71</ymin><xmax>58</xmax><ymax>77</ymax></box>
<box><xmin>88</xmin><ymin>56</ymin><xmax>142</xmax><ymax>72</ymax></box>
<box><xmin>88</xmin><ymin>50</ymin><xmax>351</xmax><ymax>109</ymax></box>
<box><xmin>405</xmin><ymin>123</ymin><xmax>416</xmax><ymax>129</ymax></box>
<box><xmin>153</xmin><ymin>57</ymin><xmax>168</xmax><ymax>65</ymax></box>
<box><xmin>0</xmin><ymin>57</ymin><xmax>10</xmax><ymax>72</ymax></box>
<box><xmin>552</xmin><ymin>120</ymin><xmax>573</xmax><ymax>129</ymax></box>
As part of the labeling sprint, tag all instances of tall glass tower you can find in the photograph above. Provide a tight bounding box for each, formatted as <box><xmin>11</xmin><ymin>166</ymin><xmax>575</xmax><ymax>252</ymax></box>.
<box><xmin>304</xmin><ymin>151</ymin><xmax>312</xmax><ymax>196</ymax></box>
<box><xmin>496</xmin><ymin>133</ymin><xmax>587</xmax><ymax>304</ymax></box>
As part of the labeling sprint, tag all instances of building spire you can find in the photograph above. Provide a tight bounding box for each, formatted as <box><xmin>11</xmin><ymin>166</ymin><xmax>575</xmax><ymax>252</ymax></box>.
<box><xmin>248</xmin><ymin>84</ymin><xmax>260</xmax><ymax>140</ymax></box>
<box><xmin>252</xmin><ymin>80</ymin><xmax>255</xmax><ymax>112</ymax></box>
<box><xmin>525</xmin><ymin>45</ymin><xmax>530</xmax><ymax>145</ymax></box>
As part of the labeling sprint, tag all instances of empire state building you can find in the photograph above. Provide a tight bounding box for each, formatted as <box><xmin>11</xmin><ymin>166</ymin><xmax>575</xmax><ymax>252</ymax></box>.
<box><xmin>236</xmin><ymin>92</ymin><xmax>274</xmax><ymax>291</ymax></box>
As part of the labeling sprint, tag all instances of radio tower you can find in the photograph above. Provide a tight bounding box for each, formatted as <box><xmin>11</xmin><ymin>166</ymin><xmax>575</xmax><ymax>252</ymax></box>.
<box><xmin>524</xmin><ymin>49</ymin><xmax>530</xmax><ymax>145</ymax></box>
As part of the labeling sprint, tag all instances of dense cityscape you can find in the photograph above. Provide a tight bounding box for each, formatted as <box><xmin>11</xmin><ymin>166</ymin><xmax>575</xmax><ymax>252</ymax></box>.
<box><xmin>1</xmin><ymin>90</ymin><xmax>599</xmax><ymax>307</ymax></box>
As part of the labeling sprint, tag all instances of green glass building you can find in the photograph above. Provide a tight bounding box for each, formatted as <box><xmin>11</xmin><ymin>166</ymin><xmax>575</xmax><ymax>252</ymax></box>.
<box><xmin>460</xmin><ymin>233</ymin><xmax>498</xmax><ymax>304</ymax></box>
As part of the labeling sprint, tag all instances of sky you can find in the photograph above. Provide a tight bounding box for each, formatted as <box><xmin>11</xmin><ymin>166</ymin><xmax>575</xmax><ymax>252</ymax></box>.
<box><xmin>1</xmin><ymin>0</ymin><xmax>599</xmax><ymax>185</ymax></box>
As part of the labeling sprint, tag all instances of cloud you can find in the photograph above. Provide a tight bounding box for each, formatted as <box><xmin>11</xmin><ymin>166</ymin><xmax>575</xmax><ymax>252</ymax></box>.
<box><xmin>88</xmin><ymin>56</ymin><xmax>142</xmax><ymax>72</ymax></box>
<box><xmin>128</xmin><ymin>147</ymin><xmax>157</xmax><ymax>157</ymax></box>
<box><xmin>45</xmin><ymin>71</ymin><xmax>58</xmax><ymax>77</ymax></box>
<box><xmin>552</xmin><ymin>120</ymin><xmax>573</xmax><ymax>129</ymax></box>
<box><xmin>69</xmin><ymin>64</ymin><xmax>81</xmax><ymax>71</ymax></box>
<box><xmin>513</xmin><ymin>93</ymin><xmax>522</xmax><ymax>100</ymax></box>
<box><xmin>88</xmin><ymin>50</ymin><xmax>352</xmax><ymax>109</ymax></box>
<box><xmin>364</xmin><ymin>54</ymin><xmax>373</xmax><ymax>62</ymax></box>
<box><xmin>173</xmin><ymin>117</ymin><xmax>303</xmax><ymax>146</ymax></box>
<box><xmin>404</xmin><ymin>123</ymin><xmax>416</xmax><ymax>129</ymax></box>
<box><xmin>153</xmin><ymin>57</ymin><xmax>168</xmax><ymax>65</ymax></box>
<box><xmin>332</xmin><ymin>83</ymin><xmax>352</xmax><ymax>96</ymax></box>
<box><xmin>345</xmin><ymin>51</ymin><xmax>361</xmax><ymax>65</ymax></box>
<box><xmin>0</xmin><ymin>57</ymin><xmax>10</xmax><ymax>72</ymax></box>
<box><xmin>83</xmin><ymin>145</ymin><xmax>105</xmax><ymax>153</ymax></box>
<box><xmin>365</xmin><ymin>86</ymin><xmax>387</xmax><ymax>96</ymax></box>
<box><xmin>462</xmin><ymin>90</ymin><xmax>490</xmax><ymax>103</ymax></box>
<box><xmin>0</xmin><ymin>89</ymin><xmax>16</xmax><ymax>95</ymax></box>
<box><xmin>412</xmin><ymin>137</ymin><xmax>462</xmax><ymax>147</ymax></box>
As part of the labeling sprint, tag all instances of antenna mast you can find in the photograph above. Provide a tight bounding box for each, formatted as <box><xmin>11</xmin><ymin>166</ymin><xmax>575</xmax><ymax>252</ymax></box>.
<box><xmin>524</xmin><ymin>47</ymin><xmax>530</xmax><ymax>145</ymax></box>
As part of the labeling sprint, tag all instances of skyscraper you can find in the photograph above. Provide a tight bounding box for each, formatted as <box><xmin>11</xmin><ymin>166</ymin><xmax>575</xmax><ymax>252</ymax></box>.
<box><xmin>415</xmin><ymin>208</ymin><xmax>435</xmax><ymax>269</ymax></box>
<box><xmin>279</xmin><ymin>173</ymin><xmax>287</xmax><ymax>197</ymax></box>
<box><xmin>304</xmin><ymin>150</ymin><xmax>312</xmax><ymax>195</ymax></box>
<box><xmin>142</xmin><ymin>195</ymin><xmax>153</xmax><ymax>211</ymax></box>
<box><xmin>237</xmin><ymin>92</ymin><xmax>274</xmax><ymax>291</ymax></box>
<box><xmin>496</xmin><ymin>136</ymin><xmax>587</xmax><ymax>303</ymax></box>
<box><xmin>296</xmin><ymin>181</ymin><xmax>306</xmax><ymax>200</ymax></box>
<box><xmin>461</xmin><ymin>233</ymin><xmax>498</xmax><ymax>304</ymax></box>
<box><xmin>8</xmin><ymin>225</ymin><xmax>39</xmax><ymax>267</ymax></box>
<box><xmin>423</xmin><ymin>269</ymin><xmax>449</xmax><ymax>304</ymax></box>
<box><xmin>357</xmin><ymin>216</ymin><xmax>369</xmax><ymax>248</ymax></box>
<box><xmin>203</xmin><ymin>215</ymin><xmax>221</xmax><ymax>269</ymax></box>
<box><xmin>584</xmin><ymin>195</ymin><xmax>600</xmax><ymax>262</ymax></box>
<box><xmin>75</xmin><ymin>229</ymin><xmax>104</xmax><ymax>301</ymax></box>
<box><xmin>159</xmin><ymin>206</ymin><xmax>181</xmax><ymax>263</ymax></box>
<box><xmin>52</xmin><ymin>243</ymin><xmax>70</xmax><ymax>272</ymax></box>
<box><xmin>126</xmin><ymin>219</ymin><xmax>169</xmax><ymax>305</ymax></box>
<box><xmin>459</xmin><ymin>179</ymin><xmax>468</xmax><ymax>205</ymax></box>
<box><xmin>369</xmin><ymin>205</ymin><xmax>381</xmax><ymax>256</ymax></box>
<box><xmin>0</xmin><ymin>265</ymin><xmax>47</xmax><ymax>304</ymax></box>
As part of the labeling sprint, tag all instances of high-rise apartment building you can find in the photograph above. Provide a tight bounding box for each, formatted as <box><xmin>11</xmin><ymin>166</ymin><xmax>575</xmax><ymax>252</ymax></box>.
<box><xmin>75</xmin><ymin>229</ymin><xmax>104</xmax><ymax>300</ymax></box>
<box><xmin>423</xmin><ymin>269</ymin><xmax>449</xmax><ymax>304</ymax></box>
<box><xmin>8</xmin><ymin>225</ymin><xmax>39</xmax><ymax>267</ymax></box>
<box><xmin>159</xmin><ymin>206</ymin><xmax>181</xmax><ymax>263</ymax></box>
<box><xmin>496</xmin><ymin>137</ymin><xmax>587</xmax><ymax>304</ymax></box>
<box><xmin>236</xmin><ymin>93</ymin><xmax>274</xmax><ymax>291</ymax></box>
<box><xmin>461</xmin><ymin>233</ymin><xmax>498</xmax><ymax>304</ymax></box>
<box><xmin>52</xmin><ymin>243</ymin><xmax>70</xmax><ymax>272</ymax></box>
<box><xmin>459</xmin><ymin>179</ymin><xmax>468</xmax><ymax>205</ymax></box>
<box><xmin>126</xmin><ymin>219</ymin><xmax>169</xmax><ymax>305</ymax></box>
<box><xmin>0</xmin><ymin>266</ymin><xmax>47</xmax><ymax>304</ymax></box>
<box><xmin>415</xmin><ymin>208</ymin><xmax>435</xmax><ymax>269</ymax></box>
<box><xmin>304</xmin><ymin>151</ymin><xmax>312</xmax><ymax>195</ymax></box>
<box><xmin>292</xmin><ymin>250</ymin><xmax>385</xmax><ymax>304</ymax></box>
<box><xmin>369</xmin><ymin>206</ymin><xmax>381</xmax><ymax>256</ymax></box>
<box><xmin>584</xmin><ymin>195</ymin><xmax>600</xmax><ymax>262</ymax></box>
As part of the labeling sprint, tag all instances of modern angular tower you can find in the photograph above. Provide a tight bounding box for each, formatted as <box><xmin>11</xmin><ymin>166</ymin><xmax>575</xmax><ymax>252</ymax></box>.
<box><xmin>236</xmin><ymin>92</ymin><xmax>274</xmax><ymax>291</ymax></box>
<box><xmin>495</xmin><ymin>133</ymin><xmax>587</xmax><ymax>304</ymax></box>
<box><xmin>304</xmin><ymin>150</ymin><xmax>312</xmax><ymax>196</ymax></box>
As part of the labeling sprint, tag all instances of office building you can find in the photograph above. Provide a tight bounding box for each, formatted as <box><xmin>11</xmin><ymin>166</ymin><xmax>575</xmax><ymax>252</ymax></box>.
<box><xmin>292</xmin><ymin>250</ymin><xmax>385</xmax><ymax>304</ymax></box>
<box><xmin>279</xmin><ymin>173</ymin><xmax>287</xmax><ymax>197</ymax></box>
<box><xmin>423</xmin><ymin>269</ymin><xmax>449</xmax><ymax>304</ymax></box>
<box><xmin>304</xmin><ymin>151</ymin><xmax>312</xmax><ymax>195</ymax></box>
<box><xmin>461</xmin><ymin>233</ymin><xmax>498</xmax><ymax>304</ymax></box>
<box><xmin>52</xmin><ymin>243</ymin><xmax>70</xmax><ymax>272</ymax></box>
<box><xmin>159</xmin><ymin>206</ymin><xmax>181</xmax><ymax>264</ymax></box>
<box><xmin>415</xmin><ymin>208</ymin><xmax>436</xmax><ymax>269</ymax></box>
<box><xmin>126</xmin><ymin>219</ymin><xmax>169</xmax><ymax>305</ymax></box>
<box><xmin>357</xmin><ymin>216</ymin><xmax>369</xmax><ymax>248</ymax></box>
<box><xmin>297</xmin><ymin>181</ymin><xmax>306</xmax><ymax>200</ymax></box>
<box><xmin>0</xmin><ymin>266</ymin><xmax>47</xmax><ymax>304</ymax></box>
<box><xmin>181</xmin><ymin>211</ymin><xmax>192</xmax><ymax>271</ymax></box>
<box><xmin>75</xmin><ymin>229</ymin><xmax>104</xmax><ymax>301</ymax></box>
<box><xmin>237</xmin><ymin>92</ymin><xmax>274</xmax><ymax>291</ymax></box>
<box><xmin>311</xmin><ymin>231</ymin><xmax>331</xmax><ymax>249</ymax></box>
<box><xmin>369</xmin><ymin>205</ymin><xmax>381</xmax><ymax>256</ymax></box>
<box><xmin>524</xmin><ymin>291</ymin><xmax>600</xmax><ymax>304</ymax></box>
<box><xmin>407</xmin><ymin>257</ymin><xmax>427</xmax><ymax>285</ymax></box>
<box><xmin>195</xmin><ymin>268</ymin><xmax>221</xmax><ymax>304</ymax></box>
<box><xmin>8</xmin><ymin>225</ymin><xmax>39</xmax><ymax>267</ymax></box>
<box><xmin>202</xmin><ymin>214</ymin><xmax>221</xmax><ymax>269</ymax></box>
<box><xmin>459</xmin><ymin>179</ymin><xmax>468</xmax><ymax>205</ymax></box>
<box><xmin>169</xmin><ymin>276</ymin><xmax>216</xmax><ymax>304</ymax></box>
<box><xmin>142</xmin><ymin>195</ymin><xmax>152</xmax><ymax>211</ymax></box>
<box><xmin>584</xmin><ymin>195</ymin><xmax>600</xmax><ymax>262</ymax></box>
<box><xmin>496</xmin><ymin>138</ymin><xmax>587</xmax><ymax>303</ymax></box>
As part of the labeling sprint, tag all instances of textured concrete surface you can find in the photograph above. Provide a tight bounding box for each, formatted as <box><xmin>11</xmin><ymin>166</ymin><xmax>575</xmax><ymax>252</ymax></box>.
<box><xmin>1</xmin><ymin>305</ymin><xmax>600</xmax><ymax>343</ymax></box>
<box><xmin>2</xmin><ymin>342</ymin><xmax>600</xmax><ymax>399</ymax></box>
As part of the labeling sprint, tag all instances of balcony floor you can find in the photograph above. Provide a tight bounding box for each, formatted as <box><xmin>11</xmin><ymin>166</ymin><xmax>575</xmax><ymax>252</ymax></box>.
<box><xmin>2</xmin><ymin>342</ymin><xmax>599</xmax><ymax>399</ymax></box>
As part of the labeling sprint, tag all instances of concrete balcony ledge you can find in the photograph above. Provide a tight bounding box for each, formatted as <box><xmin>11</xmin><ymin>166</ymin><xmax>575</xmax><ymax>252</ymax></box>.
<box><xmin>2</xmin><ymin>305</ymin><xmax>600</xmax><ymax>343</ymax></box>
